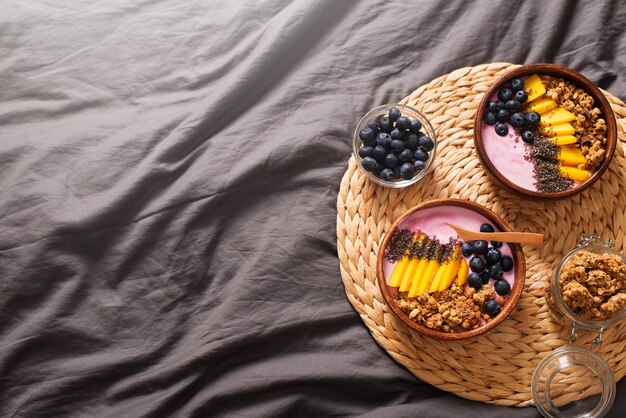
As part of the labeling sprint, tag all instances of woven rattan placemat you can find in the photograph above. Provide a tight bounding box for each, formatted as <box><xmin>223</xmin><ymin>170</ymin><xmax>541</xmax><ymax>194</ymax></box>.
<box><xmin>336</xmin><ymin>62</ymin><xmax>626</xmax><ymax>407</ymax></box>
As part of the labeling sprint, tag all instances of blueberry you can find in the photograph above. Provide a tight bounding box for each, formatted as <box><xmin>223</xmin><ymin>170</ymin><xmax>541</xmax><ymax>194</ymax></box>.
<box><xmin>376</xmin><ymin>133</ymin><xmax>391</xmax><ymax>148</ymax></box>
<box><xmin>358</xmin><ymin>146</ymin><xmax>374</xmax><ymax>159</ymax></box>
<box><xmin>380</xmin><ymin>168</ymin><xmax>394</xmax><ymax>181</ymax></box>
<box><xmin>361</xmin><ymin>157</ymin><xmax>377</xmax><ymax>172</ymax></box>
<box><xmin>500</xmin><ymin>255</ymin><xmax>514</xmax><ymax>272</ymax></box>
<box><xmin>505</xmin><ymin>100</ymin><xmax>521</xmax><ymax>113</ymax></box>
<box><xmin>359</xmin><ymin>127</ymin><xmax>375</xmax><ymax>144</ymax></box>
<box><xmin>526</xmin><ymin>111</ymin><xmax>541</xmax><ymax>127</ymax></box>
<box><xmin>400</xmin><ymin>162</ymin><xmax>415</xmax><ymax>180</ymax></box>
<box><xmin>468</xmin><ymin>272</ymin><xmax>482</xmax><ymax>289</ymax></box>
<box><xmin>485</xmin><ymin>248</ymin><xmax>502</xmax><ymax>264</ymax></box>
<box><xmin>418</xmin><ymin>136</ymin><xmax>434</xmax><ymax>152</ymax></box>
<box><xmin>379</xmin><ymin>117</ymin><xmax>393</xmax><ymax>133</ymax></box>
<box><xmin>390</xmin><ymin>129</ymin><xmax>405</xmax><ymax>141</ymax></box>
<box><xmin>494</xmin><ymin>279</ymin><xmax>511</xmax><ymax>296</ymax></box>
<box><xmin>388</xmin><ymin>107</ymin><xmax>401</xmax><ymax>122</ymax></box>
<box><xmin>510</xmin><ymin>112</ymin><xmax>526</xmax><ymax>128</ymax></box>
<box><xmin>472</xmin><ymin>240</ymin><xmax>488</xmax><ymax>255</ymax></box>
<box><xmin>390</xmin><ymin>139</ymin><xmax>405</xmax><ymax>152</ymax></box>
<box><xmin>405</xmin><ymin>133</ymin><xmax>419</xmax><ymax>150</ymax></box>
<box><xmin>488</xmin><ymin>264</ymin><xmax>504</xmax><ymax>280</ymax></box>
<box><xmin>522</xmin><ymin>130</ymin><xmax>535</xmax><ymax>144</ymax></box>
<box><xmin>495</xmin><ymin>101</ymin><xmax>505</xmax><ymax>111</ymax></box>
<box><xmin>483</xmin><ymin>112</ymin><xmax>497</xmax><ymax>125</ymax></box>
<box><xmin>469</xmin><ymin>256</ymin><xmax>485</xmax><ymax>273</ymax></box>
<box><xmin>398</xmin><ymin>148</ymin><xmax>413</xmax><ymax>163</ymax></box>
<box><xmin>373</xmin><ymin>145</ymin><xmax>387</xmax><ymax>161</ymax></box>
<box><xmin>367</xmin><ymin>121</ymin><xmax>380</xmax><ymax>134</ymax></box>
<box><xmin>510</xmin><ymin>78</ymin><xmax>524</xmax><ymax>92</ymax></box>
<box><xmin>495</xmin><ymin>123</ymin><xmax>508</xmax><ymax>136</ymax></box>
<box><xmin>414</xmin><ymin>149</ymin><xmax>428</xmax><ymax>162</ymax></box>
<box><xmin>491</xmin><ymin>241</ymin><xmax>503</xmax><ymax>249</ymax></box>
<box><xmin>396</xmin><ymin>116</ymin><xmax>411</xmax><ymax>131</ymax></box>
<box><xmin>461</xmin><ymin>242</ymin><xmax>474</xmax><ymax>257</ymax></box>
<box><xmin>487</xmin><ymin>102</ymin><xmax>500</xmax><ymax>113</ymax></box>
<box><xmin>484</xmin><ymin>300</ymin><xmax>501</xmax><ymax>316</ymax></box>
<box><xmin>410</xmin><ymin>119</ymin><xmax>422</xmax><ymax>134</ymax></box>
<box><xmin>481</xmin><ymin>271</ymin><xmax>491</xmax><ymax>284</ymax></box>
<box><xmin>515</xmin><ymin>90</ymin><xmax>528</xmax><ymax>103</ymax></box>
<box><xmin>384</xmin><ymin>153</ymin><xmax>399</xmax><ymax>168</ymax></box>
<box><xmin>393</xmin><ymin>166</ymin><xmax>402</xmax><ymax>179</ymax></box>
<box><xmin>480</xmin><ymin>223</ymin><xmax>494</xmax><ymax>233</ymax></box>
<box><xmin>414</xmin><ymin>160</ymin><xmax>425</xmax><ymax>171</ymax></box>
<box><xmin>498</xmin><ymin>87</ymin><xmax>513</xmax><ymax>102</ymax></box>
<box><xmin>372</xmin><ymin>163</ymin><xmax>382</xmax><ymax>175</ymax></box>
<box><xmin>496</xmin><ymin>109</ymin><xmax>510</xmax><ymax>123</ymax></box>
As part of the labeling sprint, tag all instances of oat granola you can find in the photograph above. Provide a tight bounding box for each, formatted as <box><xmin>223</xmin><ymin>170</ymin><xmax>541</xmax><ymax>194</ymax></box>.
<box><xmin>543</xmin><ymin>77</ymin><xmax>607</xmax><ymax>169</ymax></box>
<box><xmin>559</xmin><ymin>250</ymin><xmax>626</xmax><ymax>321</ymax></box>
<box><xmin>397</xmin><ymin>282</ymin><xmax>498</xmax><ymax>332</ymax></box>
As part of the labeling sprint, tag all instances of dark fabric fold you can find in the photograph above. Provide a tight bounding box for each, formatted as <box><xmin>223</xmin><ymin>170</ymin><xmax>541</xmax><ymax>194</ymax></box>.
<box><xmin>1</xmin><ymin>0</ymin><xmax>625</xmax><ymax>416</ymax></box>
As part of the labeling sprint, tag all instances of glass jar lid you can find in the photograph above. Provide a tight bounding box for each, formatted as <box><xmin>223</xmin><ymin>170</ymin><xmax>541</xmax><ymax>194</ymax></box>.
<box><xmin>532</xmin><ymin>346</ymin><xmax>615</xmax><ymax>418</ymax></box>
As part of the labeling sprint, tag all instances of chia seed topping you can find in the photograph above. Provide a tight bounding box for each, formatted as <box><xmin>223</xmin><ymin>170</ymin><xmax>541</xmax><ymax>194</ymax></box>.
<box><xmin>525</xmin><ymin>136</ymin><xmax>574</xmax><ymax>192</ymax></box>
<box><xmin>386</xmin><ymin>229</ymin><xmax>460</xmax><ymax>263</ymax></box>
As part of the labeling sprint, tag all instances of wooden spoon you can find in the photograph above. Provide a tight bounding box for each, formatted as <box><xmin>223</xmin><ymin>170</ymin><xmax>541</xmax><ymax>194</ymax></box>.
<box><xmin>447</xmin><ymin>223</ymin><xmax>544</xmax><ymax>245</ymax></box>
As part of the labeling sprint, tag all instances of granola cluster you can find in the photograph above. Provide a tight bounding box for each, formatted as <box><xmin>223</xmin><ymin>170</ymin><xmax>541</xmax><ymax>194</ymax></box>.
<box><xmin>559</xmin><ymin>250</ymin><xmax>626</xmax><ymax>321</ymax></box>
<box><xmin>397</xmin><ymin>283</ymin><xmax>499</xmax><ymax>332</ymax></box>
<box><xmin>543</xmin><ymin>77</ymin><xmax>607</xmax><ymax>168</ymax></box>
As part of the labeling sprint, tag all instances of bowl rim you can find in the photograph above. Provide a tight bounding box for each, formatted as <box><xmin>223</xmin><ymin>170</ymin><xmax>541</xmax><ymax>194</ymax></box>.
<box><xmin>376</xmin><ymin>198</ymin><xmax>526</xmax><ymax>340</ymax></box>
<box><xmin>352</xmin><ymin>103</ymin><xmax>437</xmax><ymax>188</ymax></box>
<box><xmin>473</xmin><ymin>63</ymin><xmax>618</xmax><ymax>199</ymax></box>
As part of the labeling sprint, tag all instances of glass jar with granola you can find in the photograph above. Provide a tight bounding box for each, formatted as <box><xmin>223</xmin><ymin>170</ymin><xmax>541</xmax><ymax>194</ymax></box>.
<box><xmin>532</xmin><ymin>233</ymin><xmax>626</xmax><ymax>418</ymax></box>
<box><xmin>548</xmin><ymin>233</ymin><xmax>626</xmax><ymax>331</ymax></box>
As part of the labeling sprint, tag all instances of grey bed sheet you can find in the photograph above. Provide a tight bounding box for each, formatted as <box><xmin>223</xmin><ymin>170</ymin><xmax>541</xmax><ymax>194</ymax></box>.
<box><xmin>1</xmin><ymin>0</ymin><xmax>625</xmax><ymax>416</ymax></box>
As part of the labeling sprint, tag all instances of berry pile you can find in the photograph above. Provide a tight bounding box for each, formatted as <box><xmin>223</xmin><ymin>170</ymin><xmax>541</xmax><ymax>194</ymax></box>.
<box><xmin>483</xmin><ymin>77</ymin><xmax>541</xmax><ymax>144</ymax></box>
<box><xmin>460</xmin><ymin>222</ymin><xmax>514</xmax><ymax>317</ymax></box>
<box><xmin>358</xmin><ymin>107</ymin><xmax>434</xmax><ymax>181</ymax></box>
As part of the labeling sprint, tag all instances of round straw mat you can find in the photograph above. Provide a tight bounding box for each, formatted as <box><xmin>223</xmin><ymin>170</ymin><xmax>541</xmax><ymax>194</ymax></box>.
<box><xmin>336</xmin><ymin>62</ymin><xmax>626</xmax><ymax>407</ymax></box>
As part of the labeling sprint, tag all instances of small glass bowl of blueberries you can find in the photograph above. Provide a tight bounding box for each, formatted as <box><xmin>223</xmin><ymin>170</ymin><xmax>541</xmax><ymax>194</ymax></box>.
<box><xmin>352</xmin><ymin>104</ymin><xmax>437</xmax><ymax>188</ymax></box>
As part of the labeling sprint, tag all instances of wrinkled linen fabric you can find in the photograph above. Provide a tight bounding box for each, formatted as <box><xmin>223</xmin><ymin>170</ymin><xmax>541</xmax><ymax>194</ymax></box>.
<box><xmin>1</xmin><ymin>0</ymin><xmax>625</xmax><ymax>416</ymax></box>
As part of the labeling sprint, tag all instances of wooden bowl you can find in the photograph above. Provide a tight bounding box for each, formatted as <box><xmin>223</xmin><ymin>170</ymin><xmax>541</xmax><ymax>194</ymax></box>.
<box><xmin>376</xmin><ymin>198</ymin><xmax>526</xmax><ymax>340</ymax></box>
<box><xmin>473</xmin><ymin>63</ymin><xmax>617</xmax><ymax>199</ymax></box>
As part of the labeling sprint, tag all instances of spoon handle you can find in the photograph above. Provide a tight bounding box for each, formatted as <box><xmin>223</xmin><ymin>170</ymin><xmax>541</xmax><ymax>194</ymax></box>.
<box><xmin>448</xmin><ymin>224</ymin><xmax>544</xmax><ymax>245</ymax></box>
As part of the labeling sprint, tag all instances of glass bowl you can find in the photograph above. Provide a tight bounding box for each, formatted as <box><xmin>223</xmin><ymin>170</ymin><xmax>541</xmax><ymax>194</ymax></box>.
<box><xmin>352</xmin><ymin>103</ymin><xmax>437</xmax><ymax>188</ymax></box>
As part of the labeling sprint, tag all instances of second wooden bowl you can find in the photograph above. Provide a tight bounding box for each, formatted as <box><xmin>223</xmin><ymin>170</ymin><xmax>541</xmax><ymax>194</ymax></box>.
<box><xmin>377</xmin><ymin>198</ymin><xmax>526</xmax><ymax>340</ymax></box>
<box><xmin>473</xmin><ymin>63</ymin><xmax>617</xmax><ymax>199</ymax></box>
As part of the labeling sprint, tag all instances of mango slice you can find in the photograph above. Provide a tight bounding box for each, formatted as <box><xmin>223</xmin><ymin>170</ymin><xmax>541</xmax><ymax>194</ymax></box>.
<box><xmin>388</xmin><ymin>257</ymin><xmax>409</xmax><ymax>287</ymax></box>
<box><xmin>560</xmin><ymin>165</ymin><xmax>590</xmax><ymax>181</ymax></box>
<box><xmin>548</xmin><ymin>135</ymin><xmax>578</xmax><ymax>146</ymax></box>
<box><xmin>388</xmin><ymin>233</ymin><xmax>423</xmax><ymax>288</ymax></box>
<box><xmin>524</xmin><ymin>74</ymin><xmax>547</xmax><ymax>102</ymax></box>
<box><xmin>457</xmin><ymin>259</ymin><xmax>469</xmax><ymax>286</ymax></box>
<box><xmin>539</xmin><ymin>107</ymin><xmax>576</xmax><ymax>126</ymax></box>
<box><xmin>438</xmin><ymin>248</ymin><xmax>463</xmax><ymax>292</ymax></box>
<box><xmin>419</xmin><ymin>259</ymin><xmax>440</xmax><ymax>295</ymax></box>
<box><xmin>557</xmin><ymin>146</ymin><xmax>587</xmax><ymax>166</ymax></box>
<box><xmin>525</xmin><ymin>97</ymin><xmax>557</xmax><ymax>114</ymax></box>
<box><xmin>427</xmin><ymin>260</ymin><xmax>447</xmax><ymax>293</ymax></box>
<box><xmin>408</xmin><ymin>257</ymin><xmax>432</xmax><ymax>297</ymax></box>
<box><xmin>539</xmin><ymin>122</ymin><xmax>575</xmax><ymax>137</ymax></box>
<box><xmin>399</xmin><ymin>258</ymin><xmax>420</xmax><ymax>293</ymax></box>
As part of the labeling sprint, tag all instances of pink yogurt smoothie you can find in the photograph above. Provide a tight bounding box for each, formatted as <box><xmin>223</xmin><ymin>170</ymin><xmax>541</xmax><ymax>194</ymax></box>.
<box><xmin>383</xmin><ymin>205</ymin><xmax>515</xmax><ymax>293</ymax></box>
<box><xmin>481</xmin><ymin>123</ymin><xmax>537</xmax><ymax>191</ymax></box>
